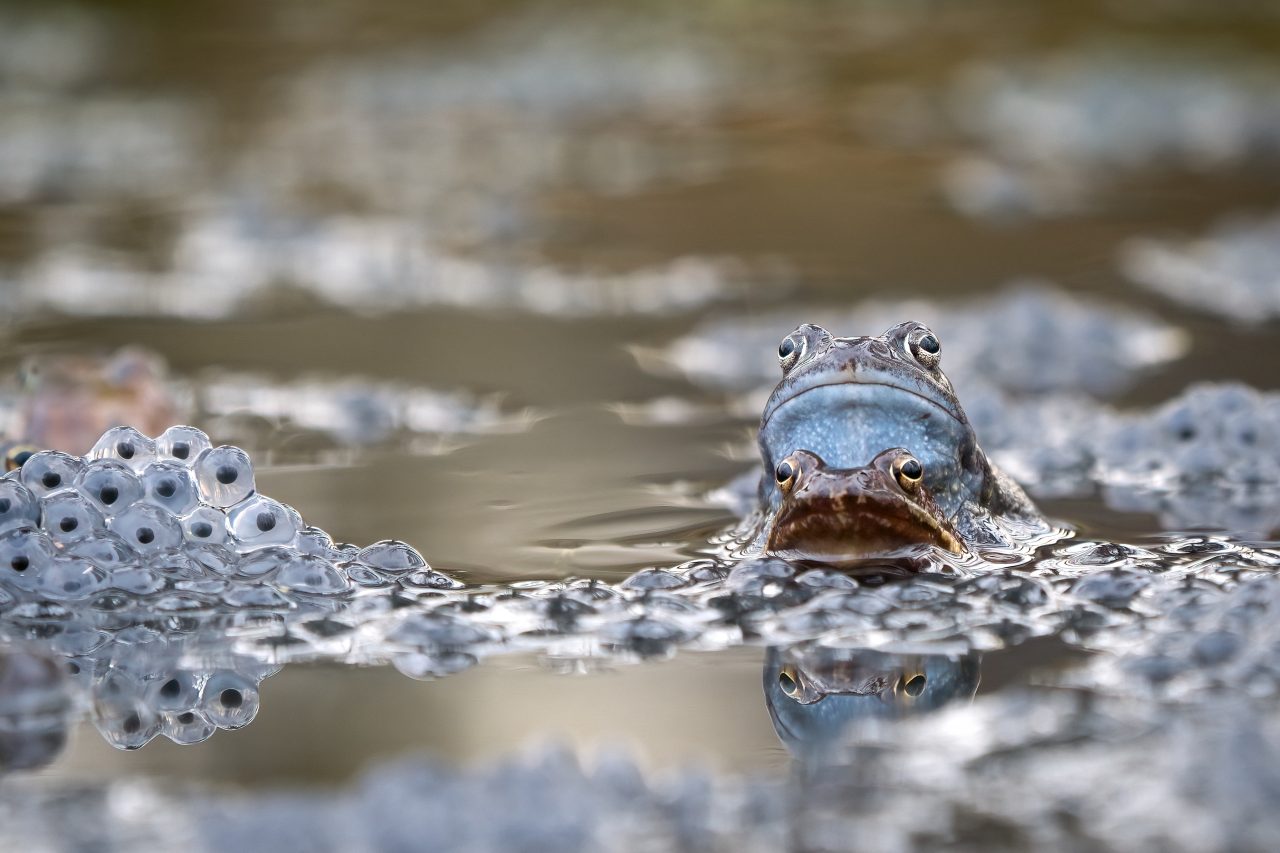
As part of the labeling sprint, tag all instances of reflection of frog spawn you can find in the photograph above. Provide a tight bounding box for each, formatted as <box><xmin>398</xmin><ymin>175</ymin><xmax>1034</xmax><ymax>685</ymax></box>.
<box><xmin>0</xmin><ymin>424</ymin><xmax>459</xmax><ymax>750</ymax></box>
<box><xmin>84</xmin><ymin>634</ymin><xmax>273</xmax><ymax>749</ymax></box>
<box><xmin>764</xmin><ymin>645</ymin><xmax>979</xmax><ymax>758</ymax></box>
<box><xmin>1122</xmin><ymin>209</ymin><xmax>1280</xmax><ymax>324</ymax></box>
<box><xmin>0</xmin><ymin>648</ymin><xmax>72</xmax><ymax>771</ymax></box>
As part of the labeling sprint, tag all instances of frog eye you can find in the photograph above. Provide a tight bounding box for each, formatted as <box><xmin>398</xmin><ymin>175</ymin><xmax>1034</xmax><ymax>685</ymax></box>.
<box><xmin>775</xmin><ymin>457</ymin><xmax>800</xmax><ymax>492</ymax></box>
<box><xmin>3</xmin><ymin>444</ymin><xmax>39</xmax><ymax>472</ymax></box>
<box><xmin>898</xmin><ymin>672</ymin><xmax>927</xmax><ymax>698</ymax></box>
<box><xmin>906</xmin><ymin>326</ymin><xmax>942</xmax><ymax>369</ymax></box>
<box><xmin>892</xmin><ymin>454</ymin><xmax>924</xmax><ymax>489</ymax></box>
<box><xmin>777</xmin><ymin>334</ymin><xmax>805</xmax><ymax>372</ymax></box>
<box><xmin>778</xmin><ymin>665</ymin><xmax>802</xmax><ymax>699</ymax></box>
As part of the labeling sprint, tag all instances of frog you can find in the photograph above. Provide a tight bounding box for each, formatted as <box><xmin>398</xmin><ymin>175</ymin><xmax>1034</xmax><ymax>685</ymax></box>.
<box><xmin>5</xmin><ymin>347</ymin><xmax>179</xmax><ymax>456</ymax></box>
<box><xmin>764</xmin><ymin>447</ymin><xmax>967</xmax><ymax>561</ymax></box>
<box><xmin>757</xmin><ymin>321</ymin><xmax>1042</xmax><ymax>532</ymax></box>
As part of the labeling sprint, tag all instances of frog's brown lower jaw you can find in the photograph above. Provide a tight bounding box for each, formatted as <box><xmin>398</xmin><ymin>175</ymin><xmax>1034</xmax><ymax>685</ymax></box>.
<box><xmin>766</xmin><ymin>498</ymin><xmax>966</xmax><ymax>559</ymax></box>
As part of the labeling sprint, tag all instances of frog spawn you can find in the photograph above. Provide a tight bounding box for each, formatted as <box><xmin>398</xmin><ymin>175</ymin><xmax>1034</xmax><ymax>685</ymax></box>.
<box><xmin>2</xmin><ymin>430</ymin><xmax>1278</xmax><ymax>758</ymax></box>
<box><xmin>0</xmin><ymin>425</ymin><xmax>445</xmax><ymax>748</ymax></box>
<box><xmin>11</xmin><ymin>579</ymin><xmax>1280</xmax><ymax>853</ymax></box>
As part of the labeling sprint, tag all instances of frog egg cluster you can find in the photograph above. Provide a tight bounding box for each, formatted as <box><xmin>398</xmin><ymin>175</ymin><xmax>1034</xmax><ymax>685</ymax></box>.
<box><xmin>0</xmin><ymin>425</ymin><xmax>451</xmax><ymax>604</ymax></box>
<box><xmin>1097</xmin><ymin>383</ymin><xmax>1280</xmax><ymax>487</ymax></box>
<box><xmin>0</xmin><ymin>424</ymin><xmax>457</xmax><ymax>748</ymax></box>
<box><xmin>1123</xmin><ymin>205</ymin><xmax>1280</xmax><ymax>325</ymax></box>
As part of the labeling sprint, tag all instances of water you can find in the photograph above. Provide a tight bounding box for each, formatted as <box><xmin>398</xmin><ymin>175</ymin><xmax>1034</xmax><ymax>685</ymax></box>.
<box><xmin>3</xmin><ymin>1</ymin><xmax>1280</xmax><ymax>850</ymax></box>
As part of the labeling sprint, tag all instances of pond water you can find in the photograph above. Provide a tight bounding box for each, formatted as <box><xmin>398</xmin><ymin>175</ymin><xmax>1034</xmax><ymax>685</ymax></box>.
<box><xmin>2</xmin><ymin>1</ymin><xmax>1280</xmax><ymax>850</ymax></box>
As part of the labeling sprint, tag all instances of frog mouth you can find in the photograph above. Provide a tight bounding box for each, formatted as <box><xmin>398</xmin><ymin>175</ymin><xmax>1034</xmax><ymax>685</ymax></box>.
<box><xmin>761</xmin><ymin>376</ymin><xmax>963</xmax><ymax>433</ymax></box>
<box><xmin>768</xmin><ymin>502</ymin><xmax>965</xmax><ymax>556</ymax></box>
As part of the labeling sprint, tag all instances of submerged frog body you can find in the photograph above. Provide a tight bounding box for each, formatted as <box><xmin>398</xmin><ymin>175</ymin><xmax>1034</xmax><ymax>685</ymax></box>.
<box><xmin>765</xmin><ymin>448</ymin><xmax>966</xmax><ymax>561</ymax></box>
<box><xmin>758</xmin><ymin>321</ymin><xmax>1041</xmax><ymax>531</ymax></box>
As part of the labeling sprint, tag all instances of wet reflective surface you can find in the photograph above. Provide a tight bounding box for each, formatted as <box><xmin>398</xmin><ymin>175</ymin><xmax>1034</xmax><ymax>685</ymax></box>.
<box><xmin>4</xmin><ymin>1</ymin><xmax>1280</xmax><ymax>850</ymax></box>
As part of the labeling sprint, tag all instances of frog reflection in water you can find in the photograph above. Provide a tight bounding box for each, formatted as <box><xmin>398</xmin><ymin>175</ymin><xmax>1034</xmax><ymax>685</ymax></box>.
<box><xmin>764</xmin><ymin>645</ymin><xmax>980</xmax><ymax>758</ymax></box>
<box><xmin>765</xmin><ymin>448</ymin><xmax>966</xmax><ymax>562</ymax></box>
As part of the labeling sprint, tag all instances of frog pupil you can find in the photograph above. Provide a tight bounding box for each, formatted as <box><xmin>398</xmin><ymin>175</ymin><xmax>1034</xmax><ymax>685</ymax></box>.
<box><xmin>918</xmin><ymin>334</ymin><xmax>940</xmax><ymax>355</ymax></box>
<box><xmin>900</xmin><ymin>458</ymin><xmax>923</xmax><ymax>481</ymax></box>
<box><xmin>775</xmin><ymin>461</ymin><xmax>795</xmax><ymax>484</ymax></box>
<box><xmin>778</xmin><ymin>338</ymin><xmax>796</xmax><ymax>359</ymax></box>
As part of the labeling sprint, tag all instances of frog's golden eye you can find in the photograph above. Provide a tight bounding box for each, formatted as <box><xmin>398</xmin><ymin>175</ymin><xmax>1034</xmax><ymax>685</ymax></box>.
<box><xmin>777</xmin><ymin>333</ymin><xmax>805</xmax><ymax>373</ymax></box>
<box><xmin>3</xmin><ymin>444</ymin><xmax>39</xmax><ymax>472</ymax></box>
<box><xmin>906</xmin><ymin>326</ymin><xmax>942</xmax><ymax>369</ymax></box>
<box><xmin>775</xmin><ymin>456</ymin><xmax>800</xmax><ymax>493</ymax></box>
<box><xmin>778</xmin><ymin>665</ymin><xmax>802</xmax><ymax>699</ymax></box>
<box><xmin>898</xmin><ymin>672</ymin><xmax>927</xmax><ymax>698</ymax></box>
<box><xmin>892</xmin><ymin>454</ymin><xmax>923</xmax><ymax>489</ymax></box>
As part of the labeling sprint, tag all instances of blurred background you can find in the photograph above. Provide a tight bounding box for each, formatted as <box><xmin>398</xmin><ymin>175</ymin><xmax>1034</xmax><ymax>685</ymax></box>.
<box><xmin>2</xmin><ymin>0</ymin><xmax>1279</xmax><ymax>812</ymax></box>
